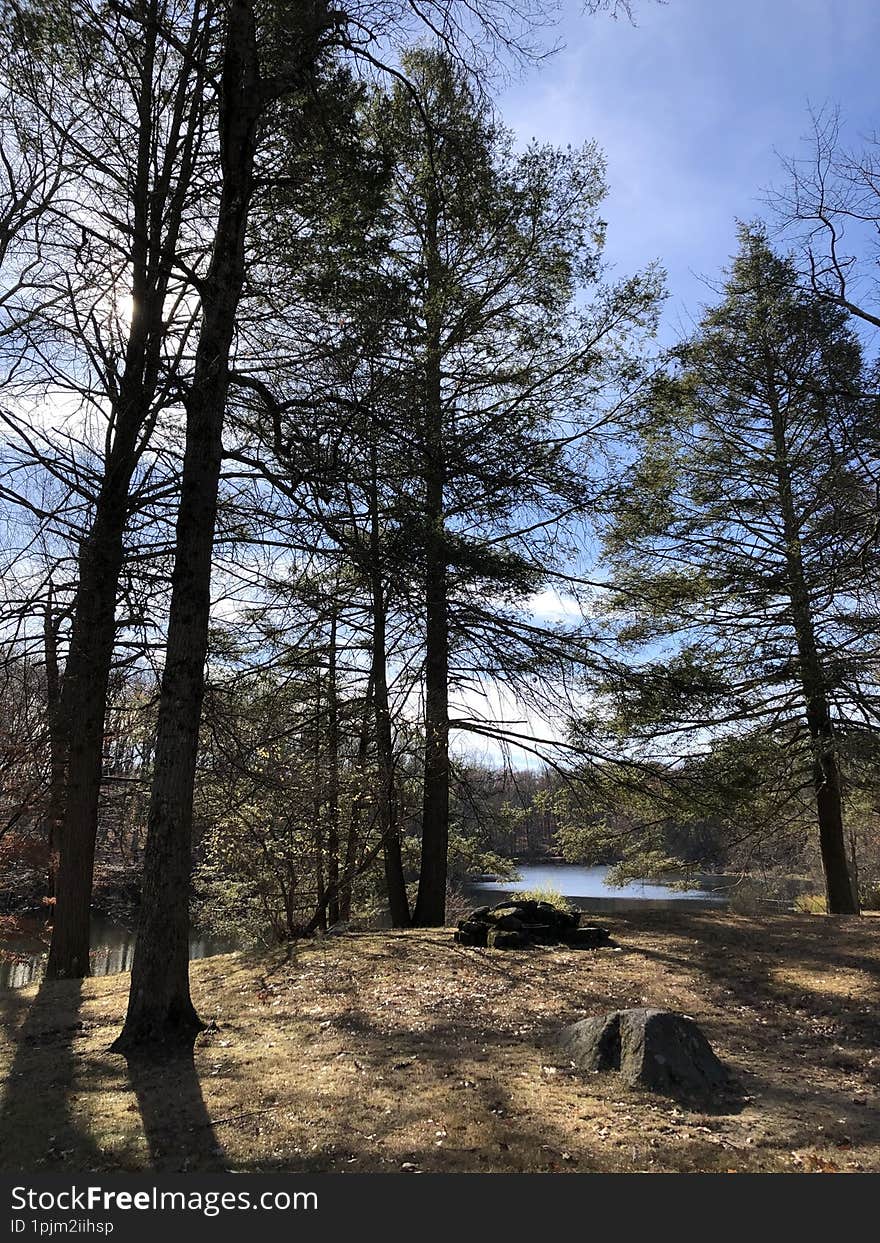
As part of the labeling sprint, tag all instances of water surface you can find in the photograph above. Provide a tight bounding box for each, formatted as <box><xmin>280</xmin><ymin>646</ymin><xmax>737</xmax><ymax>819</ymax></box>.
<box><xmin>465</xmin><ymin>863</ymin><xmax>728</xmax><ymax>913</ymax></box>
<box><xmin>0</xmin><ymin>914</ymin><xmax>234</xmax><ymax>990</ymax></box>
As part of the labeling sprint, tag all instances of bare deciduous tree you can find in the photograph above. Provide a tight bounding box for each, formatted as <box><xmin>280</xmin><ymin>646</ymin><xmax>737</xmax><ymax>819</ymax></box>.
<box><xmin>774</xmin><ymin>106</ymin><xmax>880</xmax><ymax>333</ymax></box>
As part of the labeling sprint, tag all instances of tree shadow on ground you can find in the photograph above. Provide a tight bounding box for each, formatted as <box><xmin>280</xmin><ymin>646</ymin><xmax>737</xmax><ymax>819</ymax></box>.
<box><xmin>611</xmin><ymin>910</ymin><xmax>880</xmax><ymax>1135</ymax></box>
<box><xmin>117</xmin><ymin>1047</ymin><xmax>227</xmax><ymax>1172</ymax></box>
<box><xmin>0</xmin><ymin>974</ymin><xmax>226</xmax><ymax>1172</ymax></box>
<box><xmin>233</xmin><ymin>1006</ymin><xmax>605</xmax><ymax>1173</ymax></box>
<box><xmin>620</xmin><ymin>910</ymin><xmax>880</xmax><ymax>1048</ymax></box>
<box><xmin>3</xmin><ymin>917</ymin><xmax>877</xmax><ymax>1173</ymax></box>
<box><xmin>0</xmin><ymin>978</ymin><xmax>105</xmax><ymax>1171</ymax></box>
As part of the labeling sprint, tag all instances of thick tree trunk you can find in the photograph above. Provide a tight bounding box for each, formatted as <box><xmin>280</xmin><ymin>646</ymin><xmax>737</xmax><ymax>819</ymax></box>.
<box><xmin>46</xmin><ymin>511</ymin><xmax>127</xmax><ymax>976</ymax></box>
<box><xmin>372</xmin><ymin>610</ymin><xmax>410</xmax><ymax>927</ymax></box>
<box><xmin>414</xmin><ymin>189</ymin><xmax>449</xmax><ymax>927</ymax></box>
<box><xmin>113</xmin><ymin>0</ymin><xmax>263</xmax><ymax>1055</ymax></box>
<box><xmin>46</xmin><ymin>6</ymin><xmax>158</xmax><ymax>974</ymax></box>
<box><xmin>46</xmin><ymin>1</ymin><xmax>204</xmax><ymax>977</ymax></box>
<box><xmin>813</xmin><ymin>748</ymin><xmax>858</xmax><ymax>913</ymax></box>
<box><xmin>368</xmin><ymin>460</ymin><xmax>410</xmax><ymax>927</ymax></box>
<box><xmin>769</xmin><ymin>389</ymin><xmax>859</xmax><ymax>915</ymax></box>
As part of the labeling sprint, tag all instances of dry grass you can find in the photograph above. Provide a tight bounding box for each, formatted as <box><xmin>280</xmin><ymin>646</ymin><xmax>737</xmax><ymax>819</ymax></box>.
<box><xmin>1</xmin><ymin>910</ymin><xmax>878</xmax><ymax>1174</ymax></box>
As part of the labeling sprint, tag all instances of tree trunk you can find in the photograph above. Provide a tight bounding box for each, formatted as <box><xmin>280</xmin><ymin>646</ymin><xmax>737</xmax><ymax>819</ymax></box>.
<box><xmin>326</xmin><ymin>605</ymin><xmax>340</xmax><ymax>926</ymax></box>
<box><xmin>46</xmin><ymin>1</ymin><xmax>204</xmax><ymax>977</ymax></box>
<box><xmin>414</xmin><ymin>188</ymin><xmax>449</xmax><ymax>927</ymax></box>
<box><xmin>313</xmin><ymin>667</ymin><xmax>326</xmax><ymax>932</ymax></box>
<box><xmin>769</xmin><ymin>385</ymin><xmax>859</xmax><ymax>915</ymax></box>
<box><xmin>339</xmin><ymin>675</ymin><xmax>372</xmax><ymax>922</ymax></box>
<box><xmin>368</xmin><ymin>442</ymin><xmax>410</xmax><ymax>926</ymax></box>
<box><xmin>41</xmin><ymin>586</ymin><xmax>65</xmax><ymax>902</ymax></box>
<box><xmin>413</xmin><ymin>505</ymin><xmax>449</xmax><ymax>926</ymax></box>
<box><xmin>112</xmin><ymin>0</ymin><xmax>263</xmax><ymax>1055</ymax></box>
<box><xmin>813</xmin><ymin>748</ymin><xmax>858</xmax><ymax>913</ymax></box>
<box><xmin>46</xmin><ymin>510</ymin><xmax>127</xmax><ymax>976</ymax></box>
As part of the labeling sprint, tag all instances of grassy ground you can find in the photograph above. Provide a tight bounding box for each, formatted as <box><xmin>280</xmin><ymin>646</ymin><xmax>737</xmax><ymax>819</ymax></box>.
<box><xmin>0</xmin><ymin>910</ymin><xmax>878</xmax><ymax>1174</ymax></box>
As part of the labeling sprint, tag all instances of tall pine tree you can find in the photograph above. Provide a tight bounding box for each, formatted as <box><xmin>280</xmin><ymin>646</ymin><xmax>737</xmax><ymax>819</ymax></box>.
<box><xmin>603</xmin><ymin>227</ymin><xmax>879</xmax><ymax>914</ymax></box>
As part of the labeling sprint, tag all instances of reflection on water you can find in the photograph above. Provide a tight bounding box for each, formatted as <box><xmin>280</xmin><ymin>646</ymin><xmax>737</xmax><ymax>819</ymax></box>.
<box><xmin>0</xmin><ymin>915</ymin><xmax>235</xmax><ymax>990</ymax></box>
<box><xmin>465</xmin><ymin>863</ymin><xmax>729</xmax><ymax>913</ymax></box>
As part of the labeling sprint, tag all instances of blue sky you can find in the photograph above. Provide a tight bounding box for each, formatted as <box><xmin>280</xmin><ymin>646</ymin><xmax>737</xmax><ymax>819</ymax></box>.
<box><xmin>460</xmin><ymin>0</ymin><xmax>880</xmax><ymax>766</ymax></box>
<box><xmin>499</xmin><ymin>0</ymin><xmax>880</xmax><ymax>342</ymax></box>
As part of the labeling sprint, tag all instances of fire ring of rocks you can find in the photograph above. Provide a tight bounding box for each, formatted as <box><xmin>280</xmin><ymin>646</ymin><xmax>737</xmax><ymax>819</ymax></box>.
<box><xmin>453</xmin><ymin>899</ymin><xmax>612</xmax><ymax>950</ymax></box>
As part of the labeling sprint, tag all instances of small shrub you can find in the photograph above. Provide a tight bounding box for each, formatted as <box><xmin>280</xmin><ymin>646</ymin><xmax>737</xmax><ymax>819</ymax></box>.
<box><xmin>514</xmin><ymin>886</ymin><xmax>574</xmax><ymax>914</ymax></box>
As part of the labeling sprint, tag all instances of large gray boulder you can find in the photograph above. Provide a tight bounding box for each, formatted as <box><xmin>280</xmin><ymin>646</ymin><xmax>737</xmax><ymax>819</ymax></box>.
<box><xmin>559</xmin><ymin>1011</ymin><xmax>621</xmax><ymax>1072</ymax></box>
<box><xmin>560</xmin><ymin>1007</ymin><xmax>731</xmax><ymax>1100</ymax></box>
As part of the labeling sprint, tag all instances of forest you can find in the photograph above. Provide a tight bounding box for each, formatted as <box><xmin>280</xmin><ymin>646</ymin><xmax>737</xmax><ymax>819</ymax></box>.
<box><xmin>0</xmin><ymin>0</ymin><xmax>879</xmax><ymax>1184</ymax></box>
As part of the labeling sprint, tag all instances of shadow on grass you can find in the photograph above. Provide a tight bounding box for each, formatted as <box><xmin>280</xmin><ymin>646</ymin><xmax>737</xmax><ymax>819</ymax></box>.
<box><xmin>0</xmin><ymin>974</ymin><xmax>226</xmax><ymax>1173</ymax></box>
<box><xmin>119</xmin><ymin>1047</ymin><xmax>227</xmax><ymax>1173</ymax></box>
<box><xmin>0</xmin><ymin>978</ymin><xmax>105</xmax><ymax>1171</ymax></box>
<box><xmin>623</xmin><ymin>910</ymin><xmax>880</xmax><ymax>1046</ymax></box>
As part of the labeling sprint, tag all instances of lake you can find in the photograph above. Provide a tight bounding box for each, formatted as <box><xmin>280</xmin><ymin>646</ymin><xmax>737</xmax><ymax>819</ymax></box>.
<box><xmin>0</xmin><ymin>915</ymin><xmax>234</xmax><ymax>991</ymax></box>
<box><xmin>464</xmin><ymin>863</ymin><xmax>729</xmax><ymax>912</ymax></box>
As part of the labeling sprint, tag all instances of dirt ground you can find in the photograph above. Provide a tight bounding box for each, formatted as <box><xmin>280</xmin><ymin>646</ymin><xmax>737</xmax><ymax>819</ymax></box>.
<box><xmin>0</xmin><ymin>910</ymin><xmax>878</xmax><ymax>1173</ymax></box>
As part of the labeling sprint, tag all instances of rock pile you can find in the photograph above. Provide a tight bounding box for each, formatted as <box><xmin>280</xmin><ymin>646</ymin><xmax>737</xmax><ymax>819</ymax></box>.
<box><xmin>453</xmin><ymin>899</ymin><xmax>611</xmax><ymax>950</ymax></box>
